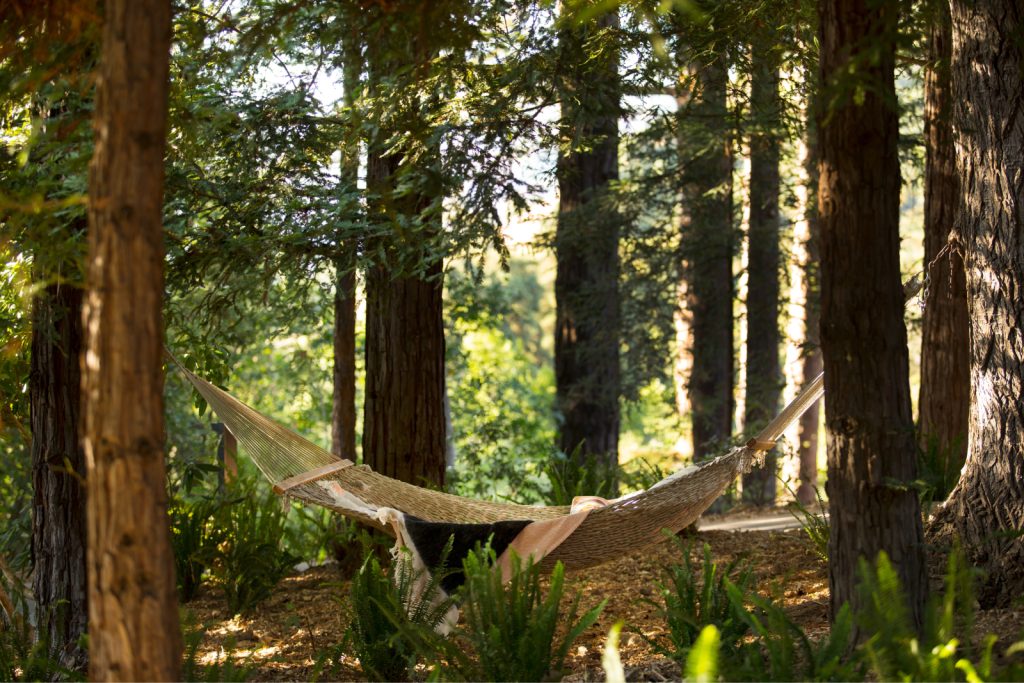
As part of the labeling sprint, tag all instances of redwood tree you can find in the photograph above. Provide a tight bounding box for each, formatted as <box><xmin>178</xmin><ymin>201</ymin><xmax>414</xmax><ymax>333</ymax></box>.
<box><xmin>818</xmin><ymin>0</ymin><xmax>926</xmax><ymax>628</ymax></box>
<box><xmin>555</xmin><ymin>7</ymin><xmax>621</xmax><ymax>479</ymax></box>
<box><xmin>917</xmin><ymin>0</ymin><xmax>968</xmax><ymax>477</ymax></box>
<box><xmin>681</xmin><ymin>48</ymin><xmax>734</xmax><ymax>464</ymax></box>
<box><xmin>30</xmin><ymin>282</ymin><xmax>86</xmax><ymax>669</ymax></box>
<box><xmin>83</xmin><ymin>0</ymin><xmax>181</xmax><ymax>677</ymax></box>
<box><xmin>742</xmin><ymin>41</ymin><xmax>783</xmax><ymax>505</ymax></box>
<box><xmin>929</xmin><ymin>0</ymin><xmax>1024</xmax><ymax>607</ymax></box>
<box><xmin>361</xmin><ymin>11</ymin><xmax>446</xmax><ymax>488</ymax></box>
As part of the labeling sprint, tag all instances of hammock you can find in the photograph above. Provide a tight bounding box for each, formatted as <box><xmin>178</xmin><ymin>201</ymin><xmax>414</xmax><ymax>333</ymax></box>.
<box><xmin>169</xmin><ymin>356</ymin><xmax>822</xmax><ymax>572</ymax></box>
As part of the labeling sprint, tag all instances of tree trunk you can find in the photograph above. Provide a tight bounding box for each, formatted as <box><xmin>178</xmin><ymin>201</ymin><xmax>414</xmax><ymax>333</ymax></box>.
<box><xmin>30</xmin><ymin>282</ymin><xmax>87</xmax><ymax>670</ymax></box>
<box><xmin>928</xmin><ymin>0</ymin><xmax>1024</xmax><ymax>608</ymax></box>
<box><xmin>818</xmin><ymin>0</ymin><xmax>926</xmax><ymax>630</ymax></box>
<box><xmin>83</xmin><ymin>0</ymin><xmax>181</xmax><ymax>678</ymax></box>
<box><xmin>360</xmin><ymin>15</ymin><xmax>447</xmax><ymax>488</ymax></box>
<box><xmin>742</xmin><ymin>42</ymin><xmax>782</xmax><ymax>505</ymax></box>
<box><xmin>797</xmin><ymin>92</ymin><xmax>822</xmax><ymax>506</ymax></box>
<box><xmin>331</xmin><ymin>23</ymin><xmax>361</xmax><ymax>462</ymax></box>
<box><xmin>555</xmin><ymin>8</ymin><xmax>621</xmax><ymax>482</ymax></box>
<box><xmin>331</xmin><ymin>268</ymin><xmax>357</xmax><ymax>460</ymax></box>
<box><xmin>682</xmin><ymin>53</ymin><xmax>734</xmax><ymax>465</ymax></box>
<box><xmin>918</xmin><ymin>0</ymin><xmax>968</xmax><ymax>478</ymax></box>
<box><xmin>363</xmin><ymin>263</ymin><xmax>446</xmax><ymax>487</ymax></box>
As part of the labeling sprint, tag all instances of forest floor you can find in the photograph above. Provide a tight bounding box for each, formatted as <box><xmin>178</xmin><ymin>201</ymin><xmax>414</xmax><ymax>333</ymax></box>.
<box><xmin>187</xmin><ymin>507</ymin><xmax>1023</xmax><ymax>681</ymax></box>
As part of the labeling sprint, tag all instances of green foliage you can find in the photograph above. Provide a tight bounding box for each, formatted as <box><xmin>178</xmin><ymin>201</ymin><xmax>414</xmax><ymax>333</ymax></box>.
<box><xmin>916</xmin><ymin>433</ymin><xmax>965</xmax><ymax>504</ymax></box>
<box><xmin>0</xmin><ymin>598</ymin><xmax>83</xmax><ymax>682</ymax></box>
<box><xmin>785</xmin><ymin>483</ymin><xmax>830</xmax><ymax>563</ymax></box>
<box><xmin>208</xmin><ymin>480</ymin><xmax>297</xmax><ymax>615</ymax></box>
<box><xmin>450</xmin><ymin>549</ymin><xmax>605</xmax><ymax>682</ymax></box>
<box><xmin>181</xmin><ymin>614</ymin><xmax>254</xmax><ymax>683</ymax></box>
<box><xmin>169</xmin><ymin>495</ymin><xmax>223</xmax><ymax>602</ymax></box>
<box><xmin>642</xmin><ymin>539</ymin><xmax>753</xmax><ymax>660</ymax></box>
<box><xmin>685</xmin><ymin>625</ymin><xmax>720</xmax><ymax>683</ymax></box>
<box><xmin>344</xmin><ymin>546</ymin><xmax>455</xmax><ymax>682</ymax></box>
<box><xmin>853</xmin><ymin>548</ymin><xmax>1017</xmax><ymax>682</ymax></box>
<box><xmin>544</xmin><ymin>444</ymin><xmax>619</xmax><ymax>506</ymax></box>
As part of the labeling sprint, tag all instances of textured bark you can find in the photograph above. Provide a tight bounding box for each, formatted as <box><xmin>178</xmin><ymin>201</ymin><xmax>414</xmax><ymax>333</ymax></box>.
<box><xmin>555</xmin><ymin>9</ymin><xmax>621</xmax><ymax>478</ymax></box>
<box><xmin>797</xmin><ymin>97</ymin><xmax>822</xmax><ymax>506</ymax></box>
<box><xmin>83</xmin><ymin>0</ymin><xmax>181</xmax><ymax>678</ymax></box>
<box><xmin>363</xmin><ymin>263</ymin><xmax>446</xmax><ymax>487</ymax></box>
<box><xmin>918</xmin><ymin>0</ymin><xmax>968</xmax><ymax>471</ymax></box>
<box><xmin>30</xmin><ymin>282</ymin><xmax>87</xmax><ymax>670</ymax></box>
<box><xmin>331</xmin><ymin>24</ymin><xmax>360</xmax><ymax>461</ymax></box>
<box><xmin>682</xmin><ymin>52</ymin><xmax>734</xmax><ymax>463</ymax></box>
<box><xmin>331</xmin><ymin>269</ymin><xmax>357</xmax><ymax>460</ymax></box>
<box><xmin>742</xmin><ymin>42</ymin><xmax>782</xmax><ymax>505</ymax></box>
<box><xmin>361</xmin><ymin>29</ymin><xmax>446</xmax><ymax>488</ymax></box>
<box><xmin>818</xmin><ymin>0</ymin><xmax>926</xmax><ymax>629</ymax></box>
<box><xmin>929</xmin><ymin>0</ymin><xmax>1024</xmax><ymax>608</ymax></box>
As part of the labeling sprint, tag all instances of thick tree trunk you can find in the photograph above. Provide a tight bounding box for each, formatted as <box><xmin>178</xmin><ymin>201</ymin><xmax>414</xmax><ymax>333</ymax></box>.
<box><xmin>555</xmin><ymin>9</ymin><xmax>621</xmax><ymax>481</ymax></box>
<box><xmin>30</xmin><ymin>282</ymin><xmax>87</xmax><ymax>670</ymax></box>
<box><xmin>929</xmin><ymin>0</ymin><xmax>1024</xmax><ymax>608</ymax></box>
<box><xmin>918</xmin><ymin>0</ymin><xmax>968</xmax><ymax>476</ymax></box>
<box><xmin>83</xmin><ymin>0</ymin><xmax>181</xmax><ymax>678</ymax></box>
<box><xmin>742</xmin><ymin>43</ymin><xmax>782</xmax><ymax>505</ymax></box>
<box><xmin>818</xmin><ymin>0</ymin><xmax>926</xmax><ymax>629</ymax></box>
<box><xmin>360</xmin><ymin>18</ymin><xmax>447</xmax><ymax>488</ymax></box>
<box><xmin>682</xmin><ymin>53</ymin><xmax>734</xmax><ymax>464</ymax></box>
<box><xmin>797</xmin><ymin>97</ymin><xmax>822</xmax><ymax>506</ymax></box>
<box><xmin>363</xmin><ymin>263</ymin><xmax>446</xmax><ymax>487</ymax></box>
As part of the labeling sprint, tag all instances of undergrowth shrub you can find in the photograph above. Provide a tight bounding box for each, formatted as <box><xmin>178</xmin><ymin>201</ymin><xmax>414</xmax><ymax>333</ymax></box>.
<box><xmin>0</xmin><ymin>598</ymin><xmax>83</xmax><ymax>682</ymax></box>
<box><xmin>785</xmin><ymin>483</ymin><xmax>829</xmax><ymax>563</ymax></box>
<box><xmin>169</xmin><ymin>496</ymin><xmax>223</xmax><ymax>602</ymax></box>
<box><xmin>544</xmin><ymin>445</ymin><xmax>617</xmax><ymax>506</ymax></box>
<box><xmin>209</xmin><ymin>480</ymin><xmax>297</xmax><ymax>615</ymax></box>
<box><xmin>642</xmin><ymin>539</ymin><xmax>753</xmax><ymax>659</ymax></box>
<box><xmin>440</xmin><ymin>547</ymin><xmax>606</xmax><ymax>681</ymax></box>
<box><xmin>343</xmin><ymin>545</ymin><xmax>454</xmax><ymax>682</ymax></box>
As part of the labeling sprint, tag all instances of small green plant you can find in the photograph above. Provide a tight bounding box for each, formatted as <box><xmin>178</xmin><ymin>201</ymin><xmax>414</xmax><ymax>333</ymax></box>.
<box><xmin>209</xmin><ymin>481</ymin><xmax>297</xmax><ymax>615</ymax></box>
<box><xmin>181</xmin><ymin>614</ymin><xmax>253</xmax><ymax>682</ymax></box>
<box><xmin>0</xmin><ymin>600</ymin><xmax>83</xmax><ymax>682</ymax></box>
<box><xmin>620</xmin><ymin>457</ymin><xmax>667</xmax><ymax>492</ymax></box>
<box><xmin>642</xmin><ymin>538</ymin><xmax>754</xmax><ymax>660</ymax></box>
<box><xmin>344</xmin><ymin>544</ymin><xmax>455</xmax><ymax>682</ymax></box>
<box><xmin>444</xmin><ymin>546</ymin><xmax>606</xmax><ymax>681</ymax></box>
<box><xmin>169</xmin><ymin>495</ymin><xmax>223</xmax><ymax>602</ymax></box>
<box><xmin>785</xmin><ymin>482</ymin><xmax>829</xmax><ymax>563</ymax></box>
<box><xmin>544</xmin><ymin>444</ymin><xmax>618</xmax><ymax>506</ymax></box>
<box><xmin>917</xmin><ymin>433</ymin><xmax>965</xmax><ymax>503</ymax></box>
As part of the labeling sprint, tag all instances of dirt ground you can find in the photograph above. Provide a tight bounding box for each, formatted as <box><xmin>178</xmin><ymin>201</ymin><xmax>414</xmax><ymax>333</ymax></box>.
<box><xmin>187</xmin><ymin>508</ymin><xmax>1021</xmax><ymax>681</ymax></box>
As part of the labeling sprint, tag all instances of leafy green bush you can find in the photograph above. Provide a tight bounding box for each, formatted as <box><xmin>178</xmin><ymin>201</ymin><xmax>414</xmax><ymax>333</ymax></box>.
<box><xmin>916</xmin><ymin>433</ymin><xmax>965</xmax><ymax>504</ymax></box>
<box><xmin>169</xmin><ymin>496</ymin><xmax>223</xmax><ymax>602</ymax></box>
<box><xmin>344</xmin><ymin>547</ymin><xmax>455</xmax><ymax>681</ymax></box>
<box><xmin>208</xmin><ymin>481</ymin><xmax>297</xmax><ymax>615</ymax></box>
<box><xmin>642</xmin><ymin>539</ymin><xmax>754</xmax><ymax>660</ymax></box>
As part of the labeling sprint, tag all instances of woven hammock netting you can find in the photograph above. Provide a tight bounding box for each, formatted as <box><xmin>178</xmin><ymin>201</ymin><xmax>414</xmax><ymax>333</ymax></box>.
<box><xmin>171</xmin><ymin>357</ymin><xmax>825</xmax><ymax>571</ymax></box>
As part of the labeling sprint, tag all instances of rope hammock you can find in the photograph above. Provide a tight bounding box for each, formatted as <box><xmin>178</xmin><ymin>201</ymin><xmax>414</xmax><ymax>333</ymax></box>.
<box><xmin>169</xmin><ymin>276</ymin><xmax>922</xmax><ymax>573</ymax></box>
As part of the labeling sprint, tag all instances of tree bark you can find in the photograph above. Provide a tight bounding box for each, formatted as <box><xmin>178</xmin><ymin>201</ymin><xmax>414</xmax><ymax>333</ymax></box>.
<box><xmin>361</xmin><ymin>26</ymin><xmax>447</xmax><ymax>488</ymax></box>
<box><xmin>555</xmin><ymin>8</ymin><xmax>621</xmax><ymax>481</ymax></box>
<box><xmin>83</xmin><ymin>0</ymin><xmax>181</xmax><ymax>678</ymax></box>
<box><xmin>818</xmin><ymin>0</ymin><xmax>926</xmax><ymax>630</ymax></box>
<box><xmin>742</xmin><ymin>42</ymin><xmax>782</xmax><ymax>505</ymax></box>
<box><xmin>917</xmin><ymin>0</ymin><xmax>968</xmax><ymax>477</ymax></box>
<box><xmin>331</xmin><ymin>25</ymin><xmax>361</xmax><ymax>462</ymax></box>
<box><xmin>929</xmin><ymin>0</ymin><xmax>1024</xmax><ymax>608</ymax></box>
<box><xmin>30</xmin><ymin>282</ymin><xmax>87</xmax><ymax>670</ymax></box>
<box><xmin>797</xmin><ymin>92</ymin><xmax>822</xmax><ymax>506</ymax></box>
<box><xmin>681</xmin><ymin>52</ymin><xmax>734</xmax><ymax>465</ymax></box>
